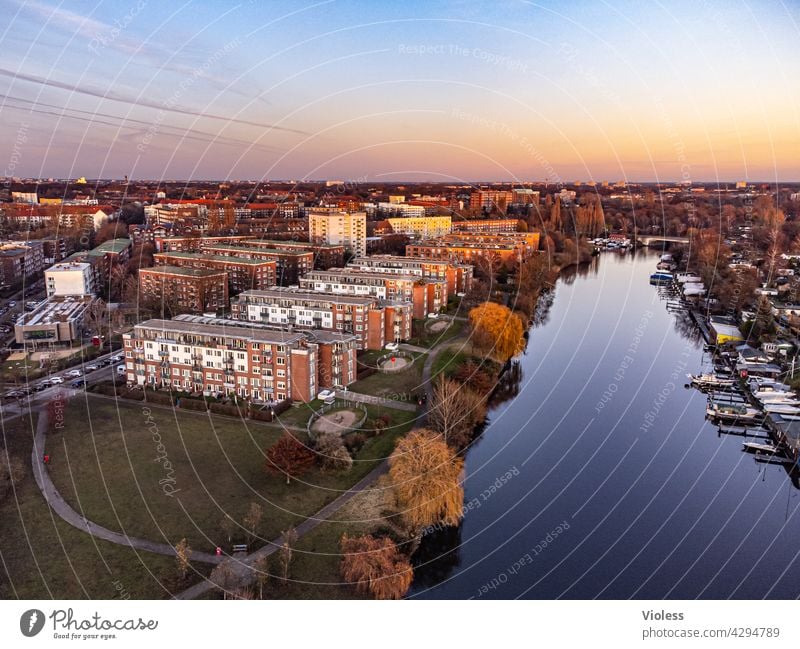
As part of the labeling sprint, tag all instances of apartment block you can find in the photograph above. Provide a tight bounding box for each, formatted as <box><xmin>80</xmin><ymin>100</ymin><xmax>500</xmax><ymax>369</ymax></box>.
<box><xmin>300</xmin><ymin>268</ymin><xmax>448</xmax><ymax>319</ymax></box>
<box><xmin>153</xmin><ymin>251</ymin><xmax>277</xmax><ymax>293</ymax></box>
<box><xmin>0</xmin><ymin>242</ymin><xmax>44</xmax><ymax>286</ymax></box>
<box><xmin>45</xmin><ymin>261</ymin><xmax>95</xmax><ymax>297</ymax></box>
<box><xmin>203</xmin><ymin>244</ymin><xmax>313</xmax><ymax>286</ymax></box>
<box><xmin>469</xmin><ymin>190</ymin><xmax>514</xmax><ymax>212</ymax></box>
<box><xmin>451</xmin><ymin>219</ymin><xmax>520</xmax><ymax>234</ymax></box>
<box><xmin>238</xmin><ymin>239</ymin><xmax>344</xmax><ymax>270</ymax></box>
<box><xmin>406</xmin><ymin>232</ymin><xmax>540</xmax><ymax>265</ymax></box>
<box><xmin>155</xmin><ymin>235</ymin><xmax>255</xmax><ymax>253</ymax></box>
<box><xmin>309</xmin><ymin>209</ymin><xmax>366</xmax><ymax>257</ymax></box>
<box><xmin>231</xmin><ymin>287</ymin><xmax>412</xmax><ymax>350</ymax></box>
<box><xmin>138</xmin><ymin>266</ymin><xmax>229</xmax><ymax>313</ymax></box>
<box><xmin>386</xmin><ymin>215</ymin><xmax>452</xmax><ymax>239</ymax></box>
<box><xmin>347</xmin><ymin>255</ymin><xmax>473</xmax><ymax>294</ymax></box>
<box><xmin>123</xmin><ymin>317</ymin><xmax>357</xmax><ymax>402</ymax></box>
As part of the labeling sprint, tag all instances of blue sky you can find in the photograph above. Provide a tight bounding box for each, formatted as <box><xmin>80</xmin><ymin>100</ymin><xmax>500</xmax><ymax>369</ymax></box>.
<box><xmin>1</xmin><ymin>0</ymin><xmax>798</xmax><ymax>181</ymax></box>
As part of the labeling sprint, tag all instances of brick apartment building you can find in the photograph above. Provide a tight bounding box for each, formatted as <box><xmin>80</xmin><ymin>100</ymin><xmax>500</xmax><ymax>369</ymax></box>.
<box><xmin>347</xmin><ymin>255</ymin><xmax>473</xmax><ymax>294</ymax></box>
<box><xmin>154</xmin><ymin>234</ymin><xmax>255</xmax><ymax>253</ymax></box>
<box><xmin>300</xmin><ymin>268</ymin><xmax>448</xmax><ymax>319</ymax></box>
<box><xmin>123</xmin><ymin>317</ymin><xmax>357</xmax><ymax>402</ymax></box>
<box><xmin>203</xmin><ymin>244</ymin><xmax>313</xmax><ymax>286</ymax></box>
<box><xmin>231</xmin><ymin>287</ymin><xmax>413</xmax><ymax>350</ymax></box>
<box><xmin>0</xmin><ymin>242</ymin><xmax>44</xmax><ymax>286</ymax></box>
<box><xmin>138</xmin><ymin>266</ymin><xmax>229</xmax><ymax>313</ymax></box>
<box><xmin>237</xmin><ymin>239</ymin><xmax>345</xmax><ymax>270</ymax></box>
<box><xmin>406</xmin><ymin>232</ymin><xmax>540</xmax><ymax>265</ymax></box>
<box><xmin>153</xmin><ymin>251</ymin><xmax>277</xmax><ymax>293</ymax></box>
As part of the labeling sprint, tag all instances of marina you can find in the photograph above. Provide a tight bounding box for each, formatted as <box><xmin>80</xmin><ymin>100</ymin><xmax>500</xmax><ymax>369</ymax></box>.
<box><xmin>412</xmin><ymin>251</ymin><xmax>800</xmax><ymax>599</ymax></box>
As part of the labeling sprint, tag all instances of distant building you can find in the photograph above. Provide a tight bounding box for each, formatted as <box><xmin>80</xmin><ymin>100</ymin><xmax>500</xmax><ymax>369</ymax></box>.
<box><xmin>203</xmin><ymin>245</ymin><xmax>313</xmax><ymax>286</ymax></box>
<box><xmin>45</xmin><ymin>261</ymin><xmax>96</xmax><ymax>297</ymax></box>
<box><xmin>470</xmin><ymin>190</ymin><xmax>514</xmax><ymax>212</ymax></box>
<box><xmin>512</xmin><ymin>188</ymin><xmax>540</xmax><ymax>204</ymax></box>
<box><xmin>153</xmin><ymin>251</ymin><xmax>277</xmax><ymax>293</ymax></box>
<box><xmin>0</xmin><ymin>242</ymin><xmax>45</xmax><ymax>287</ymax></box>
<box><xmin>308</xmin><ymin>209</ymin><xmax>366</xmax><ymax>257</ymax></box>
<box><xmin>138</xmin><ymin>266</ymin><xmax>229</xmax><ymax>314</ymax></box>
<box><xmin>348</xmin><ymin>255</ymin><xmax>473</xmax><ymax>294</ymax></box>
<box><xmin>451</xmin><ymin>219</ymin><xmax>519</xmax><ymax>234</ymax></box>
<box><xmin>386</xmin><ymin>215</ymin><xmax>452</xmax><ymax>239</ymax></box>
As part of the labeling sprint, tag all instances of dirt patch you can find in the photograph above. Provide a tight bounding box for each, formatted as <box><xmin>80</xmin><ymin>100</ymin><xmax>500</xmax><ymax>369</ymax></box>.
<box><xmin>379</xmin><ymin>356</ymin><xmax>410</xmax><ymax>371</ymax></box>
<box><xmin>427</xmin><ymin>320</ymin><xmax>450</xmax><ymax>333</ymax></box>
<box><xmin>311</xmin><ymin>409</ymin><xmax>359</xmax><ymax>435</ymax></box>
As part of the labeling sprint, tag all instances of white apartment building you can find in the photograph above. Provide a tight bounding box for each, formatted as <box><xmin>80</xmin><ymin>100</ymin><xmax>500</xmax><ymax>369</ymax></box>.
<box><xmin>45</xmin><ymin>261</ymin><xmax>96</xmax><ymax>297</ymax></box>
<box><xmin>308</xmin><ymin>210</ymin><xmax>366</xmax><ymax>257</ymax></box>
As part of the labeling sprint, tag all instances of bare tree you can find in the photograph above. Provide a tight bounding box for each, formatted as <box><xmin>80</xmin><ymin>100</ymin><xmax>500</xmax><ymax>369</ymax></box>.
<box><xmin>243</xmin><ymin>502</ymin><xmax>263</xmax><ymax>542</ymax></box>
<box><xmin>278</xmin><ymin>526</ymin><xmax>298</xmax><ymax>584</ymax></box>
<box><xmin>174</xmin><ymin>538</ymin><xmax>192</xmax><ymax>580</ymax></box>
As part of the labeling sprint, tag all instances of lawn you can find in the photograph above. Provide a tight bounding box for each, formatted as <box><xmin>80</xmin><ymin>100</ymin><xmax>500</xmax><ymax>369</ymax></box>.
<box><xmin>406</xmin><ymin>317</ymin><xmax>465</xmax><ymax>349</ymax></box>
<box><xmin>44</xmin><ymin>396</ymin><xmax>416</xmax><ymax>581</ymax></box>
<box><xmin>0</xmin><ymin>413</ymin><xmax>191</xmax><ymax>599</ymax></box>
<box><xmin>350</xmin><ymin>353</ymin><xmax>427</xmax><ymax>400</ymax></box>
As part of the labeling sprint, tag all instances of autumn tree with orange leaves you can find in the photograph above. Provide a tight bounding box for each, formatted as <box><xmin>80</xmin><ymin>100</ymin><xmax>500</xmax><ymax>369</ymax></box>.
<box><xmin>468</xmin><ymin>302</ymin><xmax>526</xmax><ymax>363</ymax></box>
<box><xmin>265</xmin><ymin>433</ymin><xmax>315</xmax><ymax>484</ymax></box>
<box><xmin>388</xmin><ymin>428</ymin><xmax>464</xmax><ymax>532</ymax></box>
<box><xmin>340</xmin><ymin>534</ymin><xmax>413</xmax><ymax>600</ymax></box>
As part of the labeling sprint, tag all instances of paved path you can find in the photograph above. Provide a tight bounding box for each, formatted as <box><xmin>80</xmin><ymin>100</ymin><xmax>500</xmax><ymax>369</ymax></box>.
<box><xmin>16</xmin><ymin>332</ymin><xmax>466</xmax><ymax>599</ymax></box>
<box><xmin>29</xmin><ymin>399</ymin><xmax>223</xmax><ymax>566</ymax></box>
<box><xmin>175</xmin><ymin>461</ymin><xmax>390</xmax><ymax>599</ymax></box>
<box><xmin>398</xmin><ymin>343</ymin><xmax>429</xmax><ymax>354</ymax></box>
<box><xmin>334</xmin><ymin>389</ymin><xmax>418</xmax><ymax>412</ymax></box>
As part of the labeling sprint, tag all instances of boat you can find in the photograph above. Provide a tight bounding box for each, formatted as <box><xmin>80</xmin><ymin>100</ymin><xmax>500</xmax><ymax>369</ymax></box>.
<box><xmin>690</xmin><ymin>373</ymin><xmax>736</xmax><ymax>390</ymax></box>
<box><xmin>751</xmin><ymin>390</ymin><xmax>796</xmax><ymax>402</ymax></box>
<box><xmin>743</xmin><ymin>441</ymin><xmax>783</xmax><ymax>455</ymax></box>
<box><xmin>762</xmin><ymin>404</ymin><xmax>800</xmax><ymax>415</ymax></box>
<box><xmin>650</xmin><ymin>272</ymin><xmax>673</xmax><ymax>285</ymax></box>
<box><xmin>657</xmin><ymin>261</ymin><xmax>677</xmax><ymax>271</ymax></box>
<box><xmin>706</xmin><ymin>403</ymin><xmax>762</xmax><ymax>423</ymax></box>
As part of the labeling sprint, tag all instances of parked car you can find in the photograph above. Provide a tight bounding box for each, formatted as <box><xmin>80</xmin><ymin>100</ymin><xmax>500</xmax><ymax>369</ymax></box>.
<box><xmin>49</xmin><ymin>376</ymin><xmax>64</xmax><ymax>384</ymax></box>
<box><xmin>427</xmin><ymin>312</ymin><xmax>439</xmax><ymax>319</ymax></box>
<box><xmin>65</xmin><ymin>369</ymin><xmax>82</xmax><ymax>378</ymax></box>
<box><xmin>110</xmin><ymin>354</ymin><xmax>123</xmax><ymax>363</ymax></box>
<box><xmin>85</xmin><ymin>364</ymin><xmax>99</xmax><ymax>372</ymax></box>
<box><xmin>317</xmin><ymin>389</ymin><xmax>336</xmax><ymax>404</ymax></box>
<box><xmin>8</xmin><ymin>301</ymin><xmax>16</xmax><ymax>307</ymax></box>
<box><xmin>116</xmin><ymin>364</ymin><xmax>127</xmax><ymax>375</ymax></box>
<box><xmin>70</xmin><ymin>379</ymin><xmax>86</xmax><ymax>389</ymax></box>
<box><xmin>384</xmin><ymin>342</ymin><xmax>400</xmax><ymax>352</ymax></box>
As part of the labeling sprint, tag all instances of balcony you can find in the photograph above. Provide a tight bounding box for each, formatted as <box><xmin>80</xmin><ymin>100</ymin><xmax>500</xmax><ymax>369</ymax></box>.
<box><xmin>158</xmin><ymin>350</ymin><xmax>169</xmax><ymax>357</ymax></box>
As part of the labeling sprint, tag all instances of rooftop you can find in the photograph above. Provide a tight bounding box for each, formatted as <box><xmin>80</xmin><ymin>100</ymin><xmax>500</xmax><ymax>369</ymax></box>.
<box><xmin>134</xmin><ymin>318</ymin><xmax>307</xmax><ymax>345</ymax></box>
<box><xmin>204</xmin><ymin>244</ymin><xmax>311</xmax><ymax>257</ymax></box>
<box><xmin>140</xmin><ymin>265</ymin><xmax>227</xmax><ymax>278</ymax></box>
<box><xmin>236</xmin><ymin>287</ymin><xmax>376</xmax><ymax>305</ymax></box>
<box><xmin>155</xmin><ymin>252</ymin><xmax>277</xmax><ymax>266</ymax></box>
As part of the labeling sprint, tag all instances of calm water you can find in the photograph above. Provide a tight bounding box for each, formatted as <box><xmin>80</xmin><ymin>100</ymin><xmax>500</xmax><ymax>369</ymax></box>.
<box><xmin>411</xmin><ymin>250</ymin><xmax>800</xmax><ymax>599</ymax></box>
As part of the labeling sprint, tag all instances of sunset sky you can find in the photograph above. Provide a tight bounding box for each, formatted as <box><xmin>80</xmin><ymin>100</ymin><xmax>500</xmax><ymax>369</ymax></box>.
<box><xmin>1</xmin><ymin>0</ymin><xmax>798</xmax><ymax>182</ymax></box>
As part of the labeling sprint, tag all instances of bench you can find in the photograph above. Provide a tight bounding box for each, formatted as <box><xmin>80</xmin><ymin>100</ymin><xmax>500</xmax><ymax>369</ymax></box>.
<box><xmin>232</xmin><ymin>544</ymin><xmax>248</xmax><ymax>554</ymax></box>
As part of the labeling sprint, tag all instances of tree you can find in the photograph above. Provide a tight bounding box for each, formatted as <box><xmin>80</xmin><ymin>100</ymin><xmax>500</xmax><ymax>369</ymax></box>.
<box><xmin>340</xmin><ymin>534</ymin><xmax>413</xmax><ymax>600</ymax></box>
<box><xmin>175</xmin><ymin>538</ymin><xmax>192</xmax><ymax>580</ymax></box>
<box><xmin>253</xmin><ymin>556</ymin><xmax>271</xmax><ymax>599</ymax></box>
<box><xmin>210</xmin><ymin>561</ymin><xmax>236</xmax><ymax>600</ymax></box>
<box><xmin>243</xmin><ymin>502</ymin><xmax>263</xmax><ymax>542</ymax></box>
<box><xmin>388</xmin><ymin>428</ymin><xmax>464</xmax><ymax>532</ymax></box>
<box><xmin>428</xmin><ymin>377</ymin><xmax>487</xmax><ymax>450</ymax></box>
<box><xmin>265</xmin><ymin>433</ymin><xmax>316</xmax><ymax>484</ymax></box>
<box><xmin>468</xmin><ymin>302</ymin><xmax>526</xmax><ymax>363</ymax></box>
<box><xmin>220</xmin><ymin>515</ymin><xmax>236</xmax><ymax>544</ymax></box>
<box><xmin>278</xmin><ymin>526</ymin><xmax>298</xmax><ymax>583</ymax></box>
<box><xmin>314</xmin><ymin>432</ymin><xmax>353</xmax><ymax>472</ymax></box>
<box><xmin>84</xmin><ymin>298</ymin><xmax>108</xmax><ymax>339</ymax></box>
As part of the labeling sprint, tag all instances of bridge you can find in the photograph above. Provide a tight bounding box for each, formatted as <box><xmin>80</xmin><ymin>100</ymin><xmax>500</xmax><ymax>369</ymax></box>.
<box><xmin>636</xmin><ymin>235</ymin><xmax>691</xmax><ymax>247</ymax></box>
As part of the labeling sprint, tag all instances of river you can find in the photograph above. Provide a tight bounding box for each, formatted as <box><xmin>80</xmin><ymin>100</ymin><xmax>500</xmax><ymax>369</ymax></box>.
<box><xmin>410</xmin><ymin>249</ymin><xmax>800</xmax><ymax>599</ymax></box>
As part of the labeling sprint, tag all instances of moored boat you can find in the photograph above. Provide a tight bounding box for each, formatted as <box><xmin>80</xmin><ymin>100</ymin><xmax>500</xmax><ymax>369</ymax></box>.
<box><xmin>706</xmin><ymin>403</ymin><xmax>761</xmax><ymax>423</ymax></box>
<box><xmin>649</xmin><ymin>272</ymin><xmax>673</xmax><ymax>285</ymax></box>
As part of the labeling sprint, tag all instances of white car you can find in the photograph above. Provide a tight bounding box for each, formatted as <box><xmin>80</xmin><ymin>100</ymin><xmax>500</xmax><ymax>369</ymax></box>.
<box><xmin>65</xmin><ymin>369</ymin><xmax>82</xmax><ymax>378</ymax></box>
<box><xmin>116</xmin><ymin>364</ymin><xmax>127</xmax><ymax>375</ymax></box>
<box><xmin>110</xmin><ymin>354</ymin><xmax>123</xmax><ymax>362</ymax></box>
<box><xmin>85</xmin><ymin>364</ymin><xmax>99</xmax><ymax>372</ymax></box>
<box><xmin>317</xmin><ymin>389</ymin><xmax>336</xmax><ymax>404</ymax></box>
<box><xmin>384</xmin><ymin>342</ymin><xmax>400</xmax><ymax>352</ymax></box>
<box><xmin>427</xmin><ymin>312</ymin><xmax>439</xmax><ymax>319</ymax></box>
<box><xmin>49</xmin><ymin>376</ymin><xmax>64</xmax><ymax>384</ymax></box>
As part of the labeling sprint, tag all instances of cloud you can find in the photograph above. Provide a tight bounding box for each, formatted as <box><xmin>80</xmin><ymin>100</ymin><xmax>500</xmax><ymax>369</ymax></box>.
<box><xmin>0</xmin><ymin>68</ymin><xmax>307</xmax><ymax>134</ymax></box>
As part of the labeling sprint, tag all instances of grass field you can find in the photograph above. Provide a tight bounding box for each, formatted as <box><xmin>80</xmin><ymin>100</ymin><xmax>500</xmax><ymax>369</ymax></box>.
<box><xmin>0</xmin><ymin>413</ymin><xmax>192</xmax><ymax>599</ymax></box>
<box><xmin>41</xmin><ymin>395</ymin><xmax>415</xmax><ymax>596</ymax></box>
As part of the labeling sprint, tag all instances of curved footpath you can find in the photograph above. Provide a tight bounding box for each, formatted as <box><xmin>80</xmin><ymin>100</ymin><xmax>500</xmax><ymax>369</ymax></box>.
<box><xmin>18</xmin><ymin>332</ymin><xmax>463</xmax><ymax>599</ymax></box>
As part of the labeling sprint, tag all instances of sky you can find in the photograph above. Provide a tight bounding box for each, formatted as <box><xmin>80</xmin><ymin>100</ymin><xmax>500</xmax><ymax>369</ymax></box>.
<box><xmin>0</xmin><ymin>0</ymin><xmax>798</xmax><ymax>183</ymax></box>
